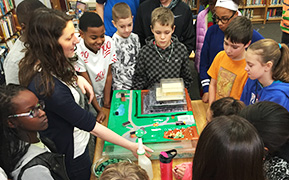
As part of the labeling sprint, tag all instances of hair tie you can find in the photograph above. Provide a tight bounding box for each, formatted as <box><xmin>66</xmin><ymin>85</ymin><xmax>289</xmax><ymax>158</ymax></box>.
<box><xmin>279</xmin><ymin>43</ymin><xmax>282</xmax><ymax>49</ymax></box>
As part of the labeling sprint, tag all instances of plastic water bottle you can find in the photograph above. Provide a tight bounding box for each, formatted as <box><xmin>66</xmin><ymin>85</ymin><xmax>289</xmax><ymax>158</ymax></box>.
<box><xmin>136</xmin><ymin>129</ymin><xmax>153</xmax><ymax>180</ymax></box>
<box><xmin>159</xmin><ymin>149</ymin><xmax>177</xmax><ymax>180</ymax></box>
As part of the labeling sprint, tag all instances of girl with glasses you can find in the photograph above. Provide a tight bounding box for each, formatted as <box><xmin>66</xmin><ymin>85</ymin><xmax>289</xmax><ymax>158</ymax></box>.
<box><xmin>0</xmin><ymin>84</ymin><xmax>69</xmax><ymax>180</ymax></box>
<box><xmin>199</xmin><ymin>0</ymin><xmax>264</xmax><ymax>103</ymax></box>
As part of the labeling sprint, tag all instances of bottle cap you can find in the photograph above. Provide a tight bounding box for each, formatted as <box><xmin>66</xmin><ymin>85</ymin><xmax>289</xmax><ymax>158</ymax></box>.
<box><xmin>136</xmin><ymin>129</ymin><xmax>144</xmax><ymax>138</ymax></box>
<box><xmin>159</xmin><ymin>149</ymin><xmax>177</xmax><ymax>163</ymax></box>
<box><xmin>136</xmin><ymin>129</ymin><xmax>145</xmax><ymax>155</ymax></box>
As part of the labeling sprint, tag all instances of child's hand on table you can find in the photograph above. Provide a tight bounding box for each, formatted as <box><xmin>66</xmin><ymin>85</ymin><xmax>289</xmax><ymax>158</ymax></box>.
<box><xmin>103</xmin><ymin>101</ymin><xmax>111</xmax><ymax>109</ymax></box>
<box><xmin>173</xmin><ymin>162</ymin><xmax>193</xmax><ymax>180</ymax></box>
<box><xmin>96</xmin><ymin>111</ymin><xmax>106</xmax><ymax>123</ymax></box>
<box><xmin>202</xmin><ymin>92</ymin><xmax>209</xmax><ymax>103</ymax></box>
<box><xmin>173</xmin><ymin>164</ymin><xmax>186</xmax><ymax>179</ymax></box>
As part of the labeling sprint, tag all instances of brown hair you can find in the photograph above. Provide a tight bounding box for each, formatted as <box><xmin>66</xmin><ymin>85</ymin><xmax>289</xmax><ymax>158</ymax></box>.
<box><xmin>151</xmin><ymin>7</ymin><xmax>174</xmax><ymax>29</ymax></box>
<box><xmin>112</xmin><ymin>2</ymin><xmax>132</xmax><ymax>22</ymax></box>
<box><xmin>224</xmin><ymin>16</ymin><xmax>253</xmax><ymax>45</ymax></box>
<box><xmin>19</xmin><ymin>8</ymin><xmax>76</xmax><ymax>97</ymax></box>
<box><xmin>99</xmin><ymin>162</ymin><xmax>149</xmax><ymax>180</ymax></box>
<box><xmin>211</xmin><ymin>97</ymin><xmax>245</xmax><ymax>118</ymax></box>
<box><xmin>247</xmin><ymin>39</ymin><xmax>289</xmax><ymax>83</ymax></box>
<box><xmin>193</xmin><ymin>115</ymin><xmax>265</xmax><ymax>180</ymax></box>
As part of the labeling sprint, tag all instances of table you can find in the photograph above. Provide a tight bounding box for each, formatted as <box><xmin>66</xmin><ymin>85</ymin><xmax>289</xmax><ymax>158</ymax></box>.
<box><xmin>90</xmin><ymin>100</ymin><xmax>208</xmax><ymax>180</ymax></box>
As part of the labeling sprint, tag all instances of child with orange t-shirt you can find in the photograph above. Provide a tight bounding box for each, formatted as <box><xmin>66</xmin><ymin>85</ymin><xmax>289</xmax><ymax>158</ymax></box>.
<box><xmin>207</xmin><ymin>16</ymin><xmax>252</xmax><ymax>118</ymax></box>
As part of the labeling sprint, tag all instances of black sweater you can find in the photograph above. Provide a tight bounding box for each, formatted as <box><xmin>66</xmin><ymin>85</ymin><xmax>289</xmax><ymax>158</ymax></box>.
<box><xmin>132</xmin><ymin>36</ymin><xmax>193</xmax><ymax>90</ymax></box>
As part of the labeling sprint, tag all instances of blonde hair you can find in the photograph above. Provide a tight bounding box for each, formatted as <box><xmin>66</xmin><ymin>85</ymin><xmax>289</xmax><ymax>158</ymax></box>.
<box><xmin>99</xmin><ymin>162</ymin><xmax>149</xmax><ymax>180</ymax></box>
<box><xmin>151</xmin><ymin>7</ymin><xmax>174</xmax><ymax>29</ymax></box>
<box><xmin>112</xmin><ymin>2</ymin><xmax>132</xmax><ymax>22</ymax></box>
<box><xmin>248</xmin><ymin>39</ymin><xmax>289</xmax><ymax>83</ymax></box>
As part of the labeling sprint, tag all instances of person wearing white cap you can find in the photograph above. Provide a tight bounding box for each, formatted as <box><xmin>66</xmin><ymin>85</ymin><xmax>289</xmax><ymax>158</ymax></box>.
<box><xmin>199</xmin><ymin>0</ymin><xmax>264</xmax><ymax>103</ymax></box>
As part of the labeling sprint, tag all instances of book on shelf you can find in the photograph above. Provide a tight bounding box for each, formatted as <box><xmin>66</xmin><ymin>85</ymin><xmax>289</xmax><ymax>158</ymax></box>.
<box><xmin>267</xmin><ymin>7</ymin><xmax>282</xmax><ymax>19</ymax></box>
<box><xmin>0</xmin><ymin>12</ymin><xmax>18</xmax><ymax>40</ymax></box>
<box><xmin>270</xmin><ymin>0</ymin><xmax>282</xmax><ymax>5</ymax></box>
<box><xmin>0</xmin><ymin>1</ymin><xmax>5</xmax><ymax>16</ymax></box>
<box><xmin>241</xmin><ymin>9</ymin><xmax>254</xmax><ymax>19</ymax></box>
<box><xmin>246</xmin><ymin>0</ymin><xmax>266</xmax><ymax>5</ymax></box>
<box><xmin>0</xmin><ymin>0</ymin><xmax>14</xmax><ymax>15</ymax></box>
<box><xmin>2</xmin><ymin>0</ymin><xmax>10</xmax><ymax>13</ymax></box>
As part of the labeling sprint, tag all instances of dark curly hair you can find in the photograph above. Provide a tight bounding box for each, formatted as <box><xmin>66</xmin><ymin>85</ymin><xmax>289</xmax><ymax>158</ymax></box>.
<box><xmin>0</xmin><ymin>84</ymin><xmax>30</xmax><ymax>178</ymax></box>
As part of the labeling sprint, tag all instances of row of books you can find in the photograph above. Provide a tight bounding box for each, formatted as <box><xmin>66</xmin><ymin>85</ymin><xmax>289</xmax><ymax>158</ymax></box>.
<box><xmin>0</xmin><ymin>12</ymin><xmax>18</xmax><ymax>40</ymax></box>
<box><xmin>240</xmin><ymin>8</ymin><xmax>282</xmax><ymax>20</ymax></box>
<box><xmin>182</xmin><ymin>0</ymin><xmax>197</xmax><ymax>9</ymax></box>
<box><xmin>0</xmin><ymin>0</ymin><xmax>14</xmax><ymax>16</ymax></box>
<box><xmin>245</xmin><ymin>0</ymin><xmax>266</xmax><ymax>6</ymax></box>
<box><xmin>269</xmin><ymin>0</ymin><xmax>282</xmax><ymax>5</ymax></box>
<box><xmin>267</xmin><ymin>8</ymin><xmax>282</xmax><ymax>19</ymax></box>
<box><xmin>241</xmin><ymin>9</ymin><xmax>255</xmax><ymax>19</ymax></box>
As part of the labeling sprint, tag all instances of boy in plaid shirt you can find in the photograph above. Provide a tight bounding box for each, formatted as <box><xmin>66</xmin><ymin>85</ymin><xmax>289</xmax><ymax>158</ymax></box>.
<box><xmin>132</xmin><ymin>7</ymin><xmax>193</xmax><ymax>90</ymax></box>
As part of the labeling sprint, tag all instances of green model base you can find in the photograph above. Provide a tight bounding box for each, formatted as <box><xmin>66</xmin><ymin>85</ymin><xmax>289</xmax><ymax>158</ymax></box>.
<box><xmin>104</xmin><ymin>90</ymin><xmax>197</xmax><ymax>149</ymax></box>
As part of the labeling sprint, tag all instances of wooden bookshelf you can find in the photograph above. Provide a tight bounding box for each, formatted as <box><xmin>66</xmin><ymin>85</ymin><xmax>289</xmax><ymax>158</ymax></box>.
<box><xmin>0</xmin><ymin>0</ymin><xmax>20</xmax><ymax>44</ymax></box>
<box><xmin>182</xmin><ymin>0</ymin><xmax>200</xmax><ymax>15</ymax></box>
<box><xmin>0</xmin><ymin>0</ymin><xmax>20</xmax><ymax>62</ymax></box>
<box><xmin>240</xmin><ymin>0</ymin><xmax>282</xmax><ymax>24</ymax></box>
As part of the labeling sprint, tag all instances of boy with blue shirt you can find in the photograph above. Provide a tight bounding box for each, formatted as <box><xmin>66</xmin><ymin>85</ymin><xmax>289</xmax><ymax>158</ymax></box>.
<box><xmin>96</xmin><ymin>0</ymin><xmax>139</xmax><ymax>37</ymax></box>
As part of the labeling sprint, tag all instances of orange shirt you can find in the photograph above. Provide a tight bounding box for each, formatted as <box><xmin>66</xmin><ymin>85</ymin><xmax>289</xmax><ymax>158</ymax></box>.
<box><xmin>281</xmin><ymin>0</ymin><xmax>289</xmax><ymax>34</ymax></box>
<box><xmin>207</xmin><ymin>51</ymin><xmax>248</xmax><ymax>100</ymax></box>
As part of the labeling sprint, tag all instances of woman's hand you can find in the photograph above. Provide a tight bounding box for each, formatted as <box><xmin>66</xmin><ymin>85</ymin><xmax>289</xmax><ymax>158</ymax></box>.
<box><xmin>77</xmin><ymin>76</ymin><xmax>94</xmax><ymax>103</ymax></box>
<box><xmin>130</xmin><ymin>143</ymin><xmax>154</xmax><ymax>158</ymax></box>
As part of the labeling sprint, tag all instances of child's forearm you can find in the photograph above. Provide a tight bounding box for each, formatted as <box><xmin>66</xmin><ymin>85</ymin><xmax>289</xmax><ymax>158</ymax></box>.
<box><xmin>103</xmin><ymin>67</ymin><xmax>112</xmax><ymax>107</ymax></box>
<box><xmin>103</xmin><ymin>76</ymin><xmax>112</xmax><ymax>103</ymax></box>
<box><xmin>208</xmin><ymin>78</ymin><xmax>217</xmax><ymax>106</ymax></box>
<box><xmin>91</xmin><ymin>98</ymin><xmax>102</xmax><ymax>113</ymax></box>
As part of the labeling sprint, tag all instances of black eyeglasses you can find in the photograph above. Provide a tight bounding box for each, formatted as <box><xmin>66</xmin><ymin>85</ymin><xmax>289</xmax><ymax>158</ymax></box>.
<box><xmin>8</xmin><ymin>101</ymin><xmax>45</xmax><ymax>118</ymax></box>
<box><xmin>213</xmin><ymin>11</ymin><xmax>236</xmax><ymax>24</ymax></box>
